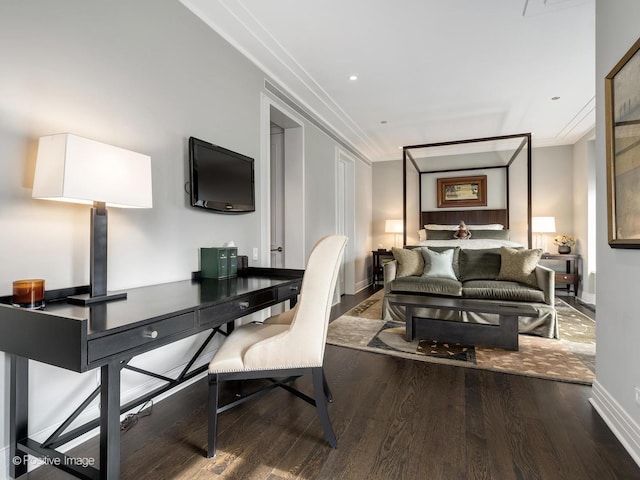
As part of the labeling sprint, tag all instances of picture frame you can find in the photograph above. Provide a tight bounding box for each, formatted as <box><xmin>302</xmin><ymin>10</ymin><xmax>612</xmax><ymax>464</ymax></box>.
<box><xmin>606</xmin><ymin>36</ymin><xmax>640</xmax><ymax>248</ymax></box>
<box><xmin>437</xmin><ymin>175</ymin><xmax>487</xmax><ymax>208</ymax></box>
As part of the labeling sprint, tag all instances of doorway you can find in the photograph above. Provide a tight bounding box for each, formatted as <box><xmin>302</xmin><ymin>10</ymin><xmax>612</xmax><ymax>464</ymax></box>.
<box><xmin>260</xmin><ymin>94</ymin><xmax>305</xmax><ymax>270</ymax></box>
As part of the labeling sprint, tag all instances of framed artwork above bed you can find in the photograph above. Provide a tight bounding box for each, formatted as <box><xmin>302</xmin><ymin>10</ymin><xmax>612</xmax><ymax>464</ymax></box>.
<box><xmin>437</xmin><ymin>175</ymin><xmax>487</xmax><ymax>208</ymax></box>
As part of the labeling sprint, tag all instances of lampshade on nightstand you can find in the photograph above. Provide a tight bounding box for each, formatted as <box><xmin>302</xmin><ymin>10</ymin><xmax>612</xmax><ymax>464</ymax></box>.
<box><xmin>32</xmin><ymin>133</ymin><xmax>152</xmax><ymax>304</ymax></box>
<box><xmin>532</xmin><ymin>216</ymin><xmax>556</xmax><ymax>252</ymax></box>
<box><xmin>385</xmin><ymin>219</ymin><xmax>403</xmax><ymax>248</ymax></box>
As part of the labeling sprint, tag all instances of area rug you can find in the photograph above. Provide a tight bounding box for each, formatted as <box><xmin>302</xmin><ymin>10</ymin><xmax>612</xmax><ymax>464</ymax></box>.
<box><xmin>327</xmin><ymin>290</ymin><xmax>595</xmax><ymax>385</ymax></box>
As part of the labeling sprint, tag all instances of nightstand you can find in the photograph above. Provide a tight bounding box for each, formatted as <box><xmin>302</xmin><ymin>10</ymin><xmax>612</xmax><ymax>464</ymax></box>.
<box><xmin>540</xmin><ymin>253</ymin><xmax>581</xmax><ymax>296</ymax></box>
<box><xmin>372</xmin><ymin>249</ymin><xmax>393</xmax><ymax>286</ymax></box>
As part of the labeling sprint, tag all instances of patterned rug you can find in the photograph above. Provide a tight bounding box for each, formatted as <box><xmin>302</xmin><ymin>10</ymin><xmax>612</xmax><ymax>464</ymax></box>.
<box><xmin>327</xmin><ymin>290</ymin><xmax>595</xmax><ymax>385</ymax></box>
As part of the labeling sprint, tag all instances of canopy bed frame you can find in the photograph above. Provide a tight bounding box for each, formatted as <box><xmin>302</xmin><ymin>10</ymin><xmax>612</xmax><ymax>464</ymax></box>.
<box><xmin>402</xmin><ymin>133</ymin><xmax>532</xmax><ymax>248</ymax></box>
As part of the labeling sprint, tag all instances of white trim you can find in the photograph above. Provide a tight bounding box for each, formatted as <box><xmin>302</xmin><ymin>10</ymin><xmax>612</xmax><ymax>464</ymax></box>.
<box><xmin>590</xmin><ymin>379</ymin><xmax>640</xmax><ymax>467</ymax></box>
<box><xmin>355</xmin><ymin>279</ymin><xmax>372</xmax><ymax>294</ymax></box>
<box><xmin>260</xmin><ymin>92</ymin><xmax>306</xmax><ymax>268</ymax></box>
<box><xmin>335</xmin><ymin>147</ymin><xmax>357</xmax><ymax>295</ymax></box>
<box><xmin>579</xmin><ymin>291</ymin><xmax>596</xmax><ymax>306</ymax></box>
<box><xmin>179</xmin><ymin>0</ymin><xmax>382</xmax><ymax>160</ymax></box>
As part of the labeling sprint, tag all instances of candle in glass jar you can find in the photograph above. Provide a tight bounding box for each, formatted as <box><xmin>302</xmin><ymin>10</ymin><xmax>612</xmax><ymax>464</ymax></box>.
<box><xmin>12</xmin><ymin>279</ymin><xmax>45</xmax><ymax>309</ymax></box>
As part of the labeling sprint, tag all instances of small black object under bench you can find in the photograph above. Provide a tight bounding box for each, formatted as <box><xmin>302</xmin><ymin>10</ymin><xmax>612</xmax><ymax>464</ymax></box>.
<box><xmin>0</xmin><ymin>267</ymin><xmax>303</xmax><ymax>480</ymax></box>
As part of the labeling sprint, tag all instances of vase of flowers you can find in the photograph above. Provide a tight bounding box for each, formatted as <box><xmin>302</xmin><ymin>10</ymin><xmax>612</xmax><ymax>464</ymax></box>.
<box><xmin>553</xmin><ymin>235</ymin><xmax>576</xmax><ymax>254</ymax></box>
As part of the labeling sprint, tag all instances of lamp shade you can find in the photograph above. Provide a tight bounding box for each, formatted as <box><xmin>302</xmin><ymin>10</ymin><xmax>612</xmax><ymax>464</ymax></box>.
<box><xmin>531</xmin><ymin>216</ymin><xmax>556</xmax><ymax>233</ymax></box>
<box><xmin>385</xmin><ymin>219</ymin><xmax>403</xmax><ymax>234</ymax></box>
<box><xmin>32</xmin><ymin>133</ymin><xmax>152</xmax><ymax>208</ymax></box>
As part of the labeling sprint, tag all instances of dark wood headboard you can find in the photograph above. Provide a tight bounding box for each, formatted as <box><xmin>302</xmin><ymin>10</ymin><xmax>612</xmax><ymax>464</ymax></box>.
<box><xmin>421</xmin><ymin>209</ymin><xmax>509</xmax><ymax>228</ymax></box>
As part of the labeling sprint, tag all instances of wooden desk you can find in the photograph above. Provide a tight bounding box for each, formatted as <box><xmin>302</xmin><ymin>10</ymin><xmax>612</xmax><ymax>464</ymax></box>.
<box><xmin>0</xmin><ymin>268</ymin><xmax>303</xmax><ymax>480</ymax></box>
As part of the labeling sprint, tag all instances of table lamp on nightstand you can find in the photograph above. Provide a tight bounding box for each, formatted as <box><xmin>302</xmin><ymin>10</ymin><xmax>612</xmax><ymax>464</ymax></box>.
<box><xmin>385</xmin><ymin>219</ymin><xmax>403</xmax><ymax>248</ymax></box>
<box><xmin>32</xmin><ymin>133</ymin><xmax>153</xmax><ymax>305</ymax></box>
<box><xmin>532</xmin><ymin>216</ymin><xmax>556</xmax><ymax>253</ymax></box>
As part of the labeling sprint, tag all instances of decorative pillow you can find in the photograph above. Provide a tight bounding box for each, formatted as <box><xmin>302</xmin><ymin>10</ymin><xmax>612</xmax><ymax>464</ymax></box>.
<box><xmin>425</xmin><ymin>223</ymin><xmax>504</xmax><ymax>230</ymax></box>
<box><xmin>425</xmin><ymin>229</ymin><xmax>457</xmax><ymax>240</ymax></box>
<box><xmin>468</xmin><ymin>229</ymin><xmax>510</xmax><ymax>240</ymax></box>
<box><xmin>421</xmin><ymin>248</ymin><xmax>457</xmax><ymax>280</ymax></box>
<box><xmin>471</xmin><ymin>224</ymin><xmax>504</xmax><ymax>230</ymax></box>
<box><xmin>418</xmin><ymin>229</ymin><xmax>427</xmax><ymax>241</ymax></box>
<box><xmin>391</xmin><ymin>247</ymin><xmax>424</xmax><ymax>277</ymax></box>
<box><xmin>424</xmin><ymin>224</ymin><xmax>459</xmax><ymax>231</ymax></box>
<box><xmin>428</xmin><ymin>246</ymin><xmax>461</xmax><ymax>278</ymax></box>
<box><xmin>497</xmin><ymin>247</ymin><xmax>542</xmax><ymax>286</ymax></box>
<box><xmin>458</xmin><ymin>248</ymin><xmax>502</xmax><ymax>281</ymax></box>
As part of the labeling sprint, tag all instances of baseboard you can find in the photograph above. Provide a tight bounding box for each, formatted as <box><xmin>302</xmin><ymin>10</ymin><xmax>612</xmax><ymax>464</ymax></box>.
<box><xmin>590</xmin><ymin>379</ymin><xmax>640</xmax><ymax>467</ymax></box>
<box><xmin>355</xmin><ymin>279</ymin><xmax>371</xmax><ymax>294</ymax></box>
<box><xmin>1</xmin><ymin>347</ymin><xmax>216</xmax><ymax>476</ymax></box>
<box><xmin>579</xmin><ymin>291</ymin><xmax>596</xmax><ymax>306</ymax></box>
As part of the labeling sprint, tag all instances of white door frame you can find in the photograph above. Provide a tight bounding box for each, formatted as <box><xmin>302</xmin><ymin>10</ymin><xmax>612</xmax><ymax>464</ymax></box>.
<box><xmin>335</xmin><ymin>147</ymin><xmax>356</xmax><ymax>295</ymax></box>
<box><xmin>259</xmin><ymin>93</ymin><xmax>305</xmax><ymax>268</ymax></box>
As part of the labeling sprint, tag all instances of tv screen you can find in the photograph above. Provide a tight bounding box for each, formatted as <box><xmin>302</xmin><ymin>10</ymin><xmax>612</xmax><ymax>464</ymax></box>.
<box><xmin>189</xmin><ymin>137</ymin><xmax>255</xmax><ymax>213</ymax></box>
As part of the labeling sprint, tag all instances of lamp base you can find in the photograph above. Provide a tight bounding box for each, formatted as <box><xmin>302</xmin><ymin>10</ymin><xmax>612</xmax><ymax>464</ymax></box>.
<box><xmin>67</xmin><ymin>292</ymin><xmax>127</xmax><ymax>306</ymax></box>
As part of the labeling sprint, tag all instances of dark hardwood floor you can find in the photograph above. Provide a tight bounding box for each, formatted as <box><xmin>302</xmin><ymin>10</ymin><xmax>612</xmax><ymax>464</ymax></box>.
<box><xmin>21</xmin><ymin>288</ymin><xmax>639</xmax><ymax>480</ymax></box>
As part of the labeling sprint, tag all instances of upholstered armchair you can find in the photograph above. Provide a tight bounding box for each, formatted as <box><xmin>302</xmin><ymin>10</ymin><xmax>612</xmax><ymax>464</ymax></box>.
<box><xmin>207</xmin><ymin>234</ymin><xmax>348</xmax><ymax>457</ymax></box>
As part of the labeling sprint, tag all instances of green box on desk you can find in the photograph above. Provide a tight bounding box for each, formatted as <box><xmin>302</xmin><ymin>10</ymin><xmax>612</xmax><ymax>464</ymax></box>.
<box><xmin>200</xmin><ymin>247</ymin><xmax>238</xmax><ymax>279</ymax></box>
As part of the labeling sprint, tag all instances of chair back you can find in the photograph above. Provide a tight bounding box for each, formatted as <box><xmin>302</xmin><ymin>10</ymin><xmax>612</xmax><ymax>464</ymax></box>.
<box><xmin>243</xmin><ymin>234</ymin><xmax>347</xmax><ymax>368</ymax></box>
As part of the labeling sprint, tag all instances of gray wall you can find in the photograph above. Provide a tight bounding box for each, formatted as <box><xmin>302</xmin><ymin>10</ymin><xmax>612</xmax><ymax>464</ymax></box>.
<box><xmin>592</xmin><ymin>0</ymin><xmax>640</xmax><ymax>465</ymax></box>
<box><xmin>0</xmin><ymin>0</ymin><xmax>372</xmax><ymax>471</ymax></box>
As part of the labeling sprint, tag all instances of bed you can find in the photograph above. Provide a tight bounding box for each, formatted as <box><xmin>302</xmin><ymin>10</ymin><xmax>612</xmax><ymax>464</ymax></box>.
<box><xmin>401</xmin><ymin>133</ymin><xmax>532</xmax><ymax>248</ymax></box>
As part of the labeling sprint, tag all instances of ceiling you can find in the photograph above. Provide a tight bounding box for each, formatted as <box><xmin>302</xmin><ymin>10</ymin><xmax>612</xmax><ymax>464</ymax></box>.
<box><xmin>181</xmin><ymin>0</ymin><xmax>595</xmax><ymax>162</ymax></box>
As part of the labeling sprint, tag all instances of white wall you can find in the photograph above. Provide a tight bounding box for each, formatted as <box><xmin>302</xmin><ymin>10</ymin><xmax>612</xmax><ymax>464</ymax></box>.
<box><xmin>531</xmin><ymin>145</ymin><xmax>575</xmax><ymax>251</ymax></box>
<box><xmin>573</xmin><ymin>129</ymin><xmax>597</xmax><ymax>303</ymax></box>
<box><xmin>0</xmin><ymin>0</ymin><xmax>372</xmax><ymax>473</ymax></box>
<box><xmin>372</xmin><ymin>160</ymin><xmax>404</xmax><ymax>250</ymax></box>
<box><xmin>591</xmin><ymin>0</ymin><xmax>640</xmax><ymax>466</ymax></box>
<box><xmin>355</xmin><ymin>159</ymin><xmax>373</xmax><ymax>291</ymax></box>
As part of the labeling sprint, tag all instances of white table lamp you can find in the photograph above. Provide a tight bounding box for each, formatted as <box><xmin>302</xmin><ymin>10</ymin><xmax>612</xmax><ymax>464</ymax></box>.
<box><xmin>32</xmin><ymin>133</ymin><xmax>152</xmax><ymax>305</ymax></box>
<box><xmin>532</xmin><ymin>216</ymin><xmax>556</xmax><ymax>253</ymax></box>
<box><xmin>385</xmin><ymin>219</ymin><xmax>403</xmax><ymax>248</ymax></box>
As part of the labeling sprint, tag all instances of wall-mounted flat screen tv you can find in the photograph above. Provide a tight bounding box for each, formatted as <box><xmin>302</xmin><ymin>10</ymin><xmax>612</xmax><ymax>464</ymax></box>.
<box><xmin>189</xmin><ymin>136</ymin><xmax>255</xmax><ymax>214</ymax></box>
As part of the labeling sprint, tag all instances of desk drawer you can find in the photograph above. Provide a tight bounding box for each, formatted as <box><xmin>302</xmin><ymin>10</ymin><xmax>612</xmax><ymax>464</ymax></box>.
<box><xmin>555</xmin><ymin>273</ymin><xmax>576</xmax><ymax>285</ymax></box>
<box><xmin>278</xmin><ymin>282</ymin><xmax>301</xmax><ymax>301</ymax></box>
<box><xmin>88</xmin><ymin>312</ymin><xmax>196</xmax><ymax>362</ymax></box>
<box><xmin>199</xmin><ymin>290</ymin><xmax>276</xmax><ymax>327</ymax></box>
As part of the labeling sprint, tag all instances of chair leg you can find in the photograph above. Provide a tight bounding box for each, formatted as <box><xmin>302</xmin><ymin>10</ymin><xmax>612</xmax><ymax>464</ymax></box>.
<box><xmin>207</xmin><ymin>373</ymin><xmax>219</xmax><ymax>457</ymax></box>
<box><xmin>322</xmin><ymin>369</ymin><xmax>333</xmax><ymax>403</ymax></box>
<box><xmin>312</xmin><ymin>367</ymin><xmax>337</xmax><ymax>448</ymax></box>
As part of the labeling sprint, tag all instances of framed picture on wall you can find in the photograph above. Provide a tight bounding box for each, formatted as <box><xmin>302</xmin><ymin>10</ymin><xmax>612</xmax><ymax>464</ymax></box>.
<box><xmin>437</xmin><ymin>175</ymin><xmax>487</xmax><ymax>208</ymax></box>
<box><xmin>606</xmin><ymin>36</ymin><xmax>640</xmax><ymax>248</ymax></box>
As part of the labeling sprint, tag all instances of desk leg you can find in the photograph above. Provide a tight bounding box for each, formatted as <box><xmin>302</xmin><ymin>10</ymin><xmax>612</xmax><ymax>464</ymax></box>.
<box><xmin>100</xmin><ymin>362</ymin><xmax>122</xmax><ymax>480</ymax></box>
<box><xmin>9</xmin><ymin>355</ymin><xmax>28</xmax><ymax>479</ymax></box>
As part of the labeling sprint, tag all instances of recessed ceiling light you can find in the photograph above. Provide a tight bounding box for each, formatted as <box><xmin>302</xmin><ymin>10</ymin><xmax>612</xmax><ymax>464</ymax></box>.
<box><xmin>348</xmin><ymin>75</ymin><xmax>358</xmax><ymax>81</ymax></box>
<box><xmin>551</xmin><ymin>96</ymin><xmax>560</xmax><ymax>100</ymax></box>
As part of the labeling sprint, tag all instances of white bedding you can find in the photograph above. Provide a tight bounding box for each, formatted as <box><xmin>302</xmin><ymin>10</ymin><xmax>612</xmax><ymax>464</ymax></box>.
<box><xmin>413</xmin><ymin>239</ymin><xmax>523</xmax><ymax>249</ymax></box>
